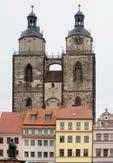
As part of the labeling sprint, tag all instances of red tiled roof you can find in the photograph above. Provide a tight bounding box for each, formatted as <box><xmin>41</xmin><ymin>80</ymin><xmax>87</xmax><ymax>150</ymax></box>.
<box><xmin>0</xmin><ymin>112</ymin><xmax>22</xmax><ymax>134</ymax></box>
<box><xmin>23</xmin><ymin>104</ymin><xmax>93</xmax><ymax>127</ymax></box>
<box><xmin>45</xmin><ymin>71</ymin><xmax>62</xmax><ymax>82</ymax></box>
<box><xmin>56</xmin><ymin>104</ymin><xmax>93</xmax><ymax>120</ymax></box>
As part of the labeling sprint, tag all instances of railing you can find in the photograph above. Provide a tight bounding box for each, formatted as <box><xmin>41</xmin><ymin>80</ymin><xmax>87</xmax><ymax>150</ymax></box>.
<box><xmin>65</xmin><ymin>50</ymin><xmax>94</xmax><ymax>55</ymax></box>
<box><xmin>14</xmin><ymin>51</ymin><xmax>45</xmax><ymax>55</ymax></box>
<box><xmin>46</xmin><ymin>54</ymin><xmax>62</xmax><ymax>59</ymax></box>
<box><xmin>14</xmin><ymin>50</ymin><xmax>94</xmax><ymax>57</ymax></box>
<box><xmin>14</xmin><ymin>51</ymin><xmax>63</xmax><ymax>59</ymax></box>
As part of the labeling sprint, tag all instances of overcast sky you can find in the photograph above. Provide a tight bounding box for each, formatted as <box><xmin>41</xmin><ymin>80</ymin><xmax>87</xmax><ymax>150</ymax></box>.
<box><xmin>0</xmin><ymin>0</ymin><xmax>112</xmax><ymax>118</ymax></box>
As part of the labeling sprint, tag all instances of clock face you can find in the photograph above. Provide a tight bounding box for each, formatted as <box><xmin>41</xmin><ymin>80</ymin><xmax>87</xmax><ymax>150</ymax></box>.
<box><xmin>73</xmin><ymin>36</ymin><xmax>83</xmax><ymax>45</ymax></box>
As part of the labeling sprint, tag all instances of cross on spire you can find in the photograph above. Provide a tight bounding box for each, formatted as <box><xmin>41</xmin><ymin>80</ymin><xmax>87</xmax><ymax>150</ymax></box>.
<box><xmin>78</xmin><ymin>4</ymin><xmax>81</xmax><ymax>11</ymax></box>
<box><xmin>31</xmin><ymin>5</ymin><xmax>34</xmax><ymax>12</ymax></box>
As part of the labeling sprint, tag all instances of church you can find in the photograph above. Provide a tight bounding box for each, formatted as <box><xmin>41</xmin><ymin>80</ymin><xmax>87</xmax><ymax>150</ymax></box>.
<box><xmin>12</xmin><ymin>5</ymin><xmax>96</xmax><ymax>119</ymax></box>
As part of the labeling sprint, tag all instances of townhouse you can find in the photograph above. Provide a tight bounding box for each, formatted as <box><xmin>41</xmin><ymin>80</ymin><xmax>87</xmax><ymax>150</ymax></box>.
<box><xmin>0</xmin><ymin>112</ymin><xmax>23</xmax><ymax>160</ymax></box>
<box><xmin>93</xmin><ymin>109</ymin><xmax>113</xmax><ymax>163</ymax></box>
<box><xmin>55</xmin><ymin>104</ymin><xmax>93</xmax><ymax>163</ymax></box>
<box><xmin>22</xmin><ymin>109</ymin><xmax>56</xmax><ymax>163</ymax></box>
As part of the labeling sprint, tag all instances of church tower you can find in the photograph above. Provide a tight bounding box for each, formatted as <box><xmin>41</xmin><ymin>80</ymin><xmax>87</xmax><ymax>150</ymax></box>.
<box><xmin>63</xmin><ymin>5</ymin><xmax>96</xmax><ymax>118</ymax></box>
<box><xmin>12</xmin><ymin>6</ymin><xmax>46</xmax><ymax>111</ymax></box>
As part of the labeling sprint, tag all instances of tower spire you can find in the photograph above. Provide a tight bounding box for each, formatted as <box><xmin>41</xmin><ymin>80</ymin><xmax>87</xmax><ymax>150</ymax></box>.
<box><xmin>74</xmin><ymin>5</ymin><xmax>85</xmax><ymax>27</ymax></box>
<box><xmin>27</xmin><ymin>5</ymin><xmax>37</xmax><ymax>28</ymax></box>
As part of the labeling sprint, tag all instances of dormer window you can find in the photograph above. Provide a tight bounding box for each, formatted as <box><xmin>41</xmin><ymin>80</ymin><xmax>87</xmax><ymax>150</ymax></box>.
<box><xmin>30</xmin><ymin>114</ymin><xmax>37</xmax><ymax>121</ymax></box>
<box><xmin>45</xmin><ymin>114</ymin><xmax>51</xmax><ymax>121</ymax></box>
<box><xmin>45</xmin><ymin>111</ymin><xmax>52</xmax><ymax>121</ymax></box>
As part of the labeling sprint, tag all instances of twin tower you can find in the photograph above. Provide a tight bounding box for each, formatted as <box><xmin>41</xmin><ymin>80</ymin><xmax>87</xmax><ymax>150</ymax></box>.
<box><xmin>12</xmin><ymin>6</ymin><xmax>96</xmax><ymax>119</ymax></box>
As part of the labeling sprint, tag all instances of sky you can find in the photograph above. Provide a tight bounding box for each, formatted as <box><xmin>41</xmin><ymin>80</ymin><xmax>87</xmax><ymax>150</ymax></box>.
<box><xmin>0</xmin><ymin>0</ymin><xmax>113</xmax><ymax>118</ymax></box>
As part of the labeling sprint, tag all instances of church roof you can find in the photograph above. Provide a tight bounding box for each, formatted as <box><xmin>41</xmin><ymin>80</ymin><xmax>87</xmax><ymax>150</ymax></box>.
<box><xmin>45</xmin><ymin>71</ymin><xmax>62</xmax><ymax>82</ymax></box>
<box><xmin>67</xmin><ymin>26</ymin><xmax>91</xmax><ymax>38</ymax></box>
<box><xmin>75</xmin><ymin>10</ymin><xmax>84</xmax><ymax>16</ymax></box>
<box><xmin>27</xmin><ymin>11</ymin><xmax>37</xmax><ymax>18</ymax></box>
<box><xmin>20</xmin><ymin>27</ymin><xmax>45</xmax><ymax>40</ymax></box>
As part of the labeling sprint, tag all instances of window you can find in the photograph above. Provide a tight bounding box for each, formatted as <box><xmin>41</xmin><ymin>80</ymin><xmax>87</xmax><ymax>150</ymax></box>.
<box><xmin>50</xmin><ymin>152</ymin><xmax>54</xmax><ymax>158</ymax></box>
<box><xmin>45</xmin><ymin>115</ymin><xmax>51</xmax><ymax>121</ymax></box>
<box><xmin>15</xmin><ymin>137</ymin><xmax>19</xmax><ymax>144</ymax></box>
<box><xmin>44</xmin><ymin>152</ymin><xmax>48</xmax><ymax>158</ymax></box>
<box><xmin>68</xmin><ymin>122</ymin><xmax>72</xmax><ymax>130</ymax></box>
<box><xmin>44</xmin><ymin>140</ymin><xmax>48</xmax><ymax>146</ymax></box>
<box><xmin>68</xmin><ymin>136</ymin><xmax>72</xmax><ymax>143</ymax></box>
<box><xmin>84</xmin><ymin>122</ymin><xmax>89</xmax><ymax>130</ymax></box>
<box><xmin>25</xmin><ymin>64</ymin><xmax>32</xmax><ymax>82</ymax></box>
<box><xmin>96</xmin><ymin>134</ymin><xmax>102</xmax><ymax>141</ymax></box>
<box><xmin>60</xmin><ymin>122</ymin><xmax>64</xmax><ymax>130</ymax></box>
<box><xmin>31</xmin><ymin>129</ymin><xmax>35</xmax><ymax>135</ymax></box>
<box><xmin>60</xmin><ymin>136</ymin><xmax>65</xmax><ymax>143</ymax></box>
<box><xmin>96</xmin><ymin>149</ymin><xmax>101</xmax><ymax>157</ymax></box>
<box><xmin>104</xmin><ymin>133</ymin><xmax>109</xmax><ymax>141</ymax></box>
<box><xmin>16</xmin><ymin>150</ymin><xmax>19</xmax><ymax>155</ymax></box>
<box><xmin>110</xmin><ymin>149</ymin><xmax>113</xmax><ymax>157</ymax></box>
<box><xmin>31</xmin><ymin>140</ymin><xmax>35</xmax><ymax>146</ymax></box>
<box><xmin>38</xmin><ymin>140</ymin><xmax>42</xmax><ymax>146</ymax></box>
<box><xmin>30</xmin><ymin>115</ymin><xmax>37</xmax><ymax>121</ymax></box>
<box><xmin>75</xmin><ymin>97</ymin><xmax>81</xmax><ymax>106</ymax></box>
<box><xmin>60</xmin><ymin>149</ymin><xmax>64</xmax><ymax>157</ymax></box>
<box><xmin>25</xmin><ymin>140</ymin><xmax>29</xmax><ymax>146</ymax></box>
<box><xmin>26</xmin><ymin>97</ymin><xmax>32</xmax><ymax>107</ymax></box>
<box><xmin>76</xmin><ymin>122</ymin><xmax>81</xmax><ymax>130</ymax></box>
<box><xmin>74</xmin><ymin>61</ymin><xmax>83</xmax><ymax>82</ymax></box>
<box><xmin>76</xmin><ymin>136</ymin><xmax>81</xmax><ymax>143</ymax></box>
<box><xmin>84</xmin><ymin>136</ymin><xmax>89</xmax><ymax>143</ymax></box>
<box><xmin>50</xmin><ymin>129</ymin><xmax>54</xmax><ymax>135</ymax></box>
<box><xmin>7</xmin><ymin>137</ymin><xmax>11</xmax><ymax>144</ymax></box>
<box><xmin>24</xmin><ymin>151</ymin><xmax>29</xmax><ymax>158</ymax></box>
<box><xmin>110</xmin><ymin>133</ymin><xmax>113</xmax><ymax>140</ymax></box>
<box><xmin>84</xmin><ymin>149</ymin><xmax>88</xmax><ymax>157</ymax></box>
<box><xmin>0</xmin><ymin>137</ymin><xmax>3</xmax><ymax>144</ymax></box>
<box><xmin>52</xmin><ymin>83</ymin><xmax>55</xmax><ymax>88</ymax></box>
<box><xmin>44</xmin><ymin>130</ymin><xmax>48</xmax><ymax>135</ymax></box>
<box><xmin>76</xmin><ymin>149</ymin><xmax>80</xmax><ymax>157</ymax></box>
<box><xmin>68</xmin><ymin>149</ymin><xmax>72</xmax><ymax>157</ymax></box>
<box><xmin>25</xmin><ymin>129</ymin><xmax>29</xmax><ymax>135</ymax></box>
<box><xmin>0</xmin><ymin>150</ymin><xmax>3</xmax><ymax>156</ymax></box>
<box><xmin>103</xmin><ymin>149</ymin><xmax>108</xmax><ymax>157</ymax></box>
<box><xmin>31</xmin><ymin>152</ymin><xmax>35</xmax><ymax>158</ymax></box>
<box><xmin>37</xmin><ymin>152</ymin><xmax>42</xmax><ymax>158</ymax></box>
<box><xmin>38</xmin><ymin>130</ymin><xmax>42</xmax><ymax>135</ymax></box>
<box><xmin>50</xmin><ymin>140</ymin><xmax>54</xmax><ymax>146</ymax></box>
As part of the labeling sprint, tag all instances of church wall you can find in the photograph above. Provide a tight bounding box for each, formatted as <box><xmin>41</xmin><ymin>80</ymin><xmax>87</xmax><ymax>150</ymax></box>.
<box><xmin>13</xmin><ymin>55</ymin><xmax>44</xmax><ymax>111</ymax></box>
<box><xmin>19</xmin><ymin>37</ymin><xmax>45</xmax><ymax>52</ymax></box>
<box><xmin>44</xmin><ymin>82</ymin><xmax>62</xmax><ymax>104</ymax></box>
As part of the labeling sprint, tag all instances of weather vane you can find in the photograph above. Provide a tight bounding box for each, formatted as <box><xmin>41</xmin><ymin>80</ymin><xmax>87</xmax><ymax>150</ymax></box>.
<box><xmin>78</xmin><ymin>4</ymin><xmax>81</xmax><ymax>11</ymax></box>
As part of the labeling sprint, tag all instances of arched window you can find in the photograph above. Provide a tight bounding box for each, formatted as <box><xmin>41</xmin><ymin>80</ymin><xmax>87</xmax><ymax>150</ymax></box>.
<box><xmin>75</xmin><ymin>96</ymin><xmax>81</xmax><ymax>106</ymax></box>
<box><xmin>74</xmin><ymin>61</ymin><xmax>83</xmax><ymax>82</ymax></box>
<box><xmin>25</xmin><ymin>64</ymin><xmax>33</xmax><ymax>82</ymax></box>
<box><xmin>25</xmin><ymin>97</ymin><xmax>32</xmax><ymax>107</ymax></box>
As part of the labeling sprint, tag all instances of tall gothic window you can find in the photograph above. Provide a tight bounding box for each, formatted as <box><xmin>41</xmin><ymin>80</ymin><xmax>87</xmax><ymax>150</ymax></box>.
<box><xmin>26</xmin><ymin>97</ymin><xmax>32</xmax><ymax>107</ymax></box>
<box><xmin>75</xmin><ymin>96</ymin><xmax>81</xmax><ymax>106</ymax></box>
<box><xmin>74</xmin><ymin>61</ymin><xmax>83</xmax><ymax>82</ymax></box>
<box><xmin>25</xmin><ymin>64</ymin><xmax>33</xmax><ymax>82</ymax></box>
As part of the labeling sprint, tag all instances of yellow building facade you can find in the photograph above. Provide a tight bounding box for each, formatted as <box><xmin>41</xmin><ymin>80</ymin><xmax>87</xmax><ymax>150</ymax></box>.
<box><xmin>55</xmin><ymin>107</ymin><xmax>93</xmax><ymax>163</ymax></box>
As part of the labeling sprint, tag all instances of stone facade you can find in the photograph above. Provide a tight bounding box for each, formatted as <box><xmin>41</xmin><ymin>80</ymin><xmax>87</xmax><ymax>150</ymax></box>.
<box><xmin>12</xmin><ymin>7</ymin><xmax>96</xmax><ymax>119</ymax></box>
